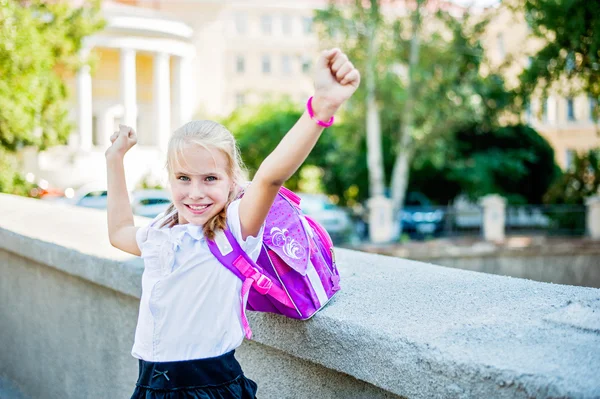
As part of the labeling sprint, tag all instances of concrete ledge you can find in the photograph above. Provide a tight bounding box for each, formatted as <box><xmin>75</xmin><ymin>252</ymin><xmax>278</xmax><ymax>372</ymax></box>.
<box><xmin>0</xmin><ymin>376</ymin><xmax>30</xmax><ymax>399</ymax></box>
<box><xmin>1</xmin><ymin>194</ymin><xmax>600</xmax><ymax>398</ymax></box>
<box><xmin>358</xmin><ymin>238</ymin><xmax>600</xmax><ymax>288</ymax></box>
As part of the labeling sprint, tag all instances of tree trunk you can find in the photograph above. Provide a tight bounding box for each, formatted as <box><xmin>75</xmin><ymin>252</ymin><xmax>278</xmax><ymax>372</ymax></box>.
<box><xmin>390</xmin><ymin>0</ymin><xmax>424</xmax><ymax>231</ymax></box>
<box><xmin>364</xmin><ymin>4</ymin><xmax>394</xmax><ymax>243</ymax></box>
<box><xmin>365</xmin><ymin>21</ymin><xmax>385</xmax><ymax>199</ymax></box>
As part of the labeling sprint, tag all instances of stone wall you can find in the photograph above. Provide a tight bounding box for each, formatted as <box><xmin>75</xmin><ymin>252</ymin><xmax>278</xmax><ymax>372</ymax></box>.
<box><xmin>360</xmin><ymin>239</ymin><xmax>600</xmax><ymax>289</ymax></box>
<box><xmin>1</xmin><ymin>194</ymin><xmax>599</xmax><ymax>399</ymax></box>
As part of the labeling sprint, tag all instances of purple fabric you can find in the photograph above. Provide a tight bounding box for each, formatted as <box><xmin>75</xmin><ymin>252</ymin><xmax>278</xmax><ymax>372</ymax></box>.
<box><xmin>208</xmin><ymin>189</ymin><xmax>341</xmax><ymax>322</ymax></box>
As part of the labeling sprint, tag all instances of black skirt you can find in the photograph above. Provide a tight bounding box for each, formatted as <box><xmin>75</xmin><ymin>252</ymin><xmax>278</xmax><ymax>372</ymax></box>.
<box><xmin>130</xmin><ymin>350</ymin><xmax>257</xmax><ymax>399</ymax></box>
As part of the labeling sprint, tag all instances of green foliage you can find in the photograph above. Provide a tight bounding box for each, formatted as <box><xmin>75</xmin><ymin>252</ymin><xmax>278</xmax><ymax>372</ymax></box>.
<box><xmin>0</xmin><ymin>0</ymin><xmax>103</xmax><ymax>195</ymax></box>
<box><xmin>402</xmin><ymin>10</ymin><xmax>508</xmax><ymax>136</ymax></box>
<box><xmin>409</xmin><ymin>124</ymin><xmax>561</xmax><ymax>204</ymax></box>
<box><xmin>137</xmin><ymin>172</ymin><xmax>165</xmax><ymax>190</ymax></box>
<box><xmin>544</xmin><ymin>149</ymin><xmax>600</xmax><ymax>205</ymax></box>
<box><xmin>313</xmin><ymin>2</ymin><xmax>517</xmax><ymax>205</ymax></box>
<box><xmin>220</xmin><ymin>101</ymin><xmax>337</xmax><ymax>191</ymax></box>
<box><xmin>0</xmin><ymin>148</ymin><xmax>36</xmax><ymax>196</ymax></box>
<box><xmin>518</xmin><ymin>0</ymin><xmax>600</xmax><ymax>112</ymax></box>
<box><xmin>0</xmin><ymin>0</ymin><xmax>104</xmax><ymax>152</ymax></box>
<box><xmin>541</xmin><ymin>149</ymin><xmax>598</xmax><ymax>234</ymax></box>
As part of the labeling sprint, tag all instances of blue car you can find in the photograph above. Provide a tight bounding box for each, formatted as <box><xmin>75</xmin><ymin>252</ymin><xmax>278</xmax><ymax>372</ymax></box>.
<box><xmin>400</xmin><ymin>192</ymin><xmax>445</xmax><ymax>237</ymax></box>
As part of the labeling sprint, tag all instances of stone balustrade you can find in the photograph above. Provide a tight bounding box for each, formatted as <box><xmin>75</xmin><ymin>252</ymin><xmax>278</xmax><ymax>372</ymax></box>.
<box><xmin>1</xmin><ymin>194</ymin><xmax>599</xmax><ymax>399</ymax></box>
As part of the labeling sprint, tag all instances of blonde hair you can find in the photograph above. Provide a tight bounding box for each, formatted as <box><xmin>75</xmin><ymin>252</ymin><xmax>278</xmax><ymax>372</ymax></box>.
<box><xmin>160</xmin><ymin>120</ymin><xmax>247</xmax><ymax>239</ymax></box>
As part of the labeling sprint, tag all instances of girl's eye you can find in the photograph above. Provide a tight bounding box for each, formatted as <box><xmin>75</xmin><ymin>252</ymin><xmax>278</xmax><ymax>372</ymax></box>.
<box><xmin>205</xmin><ymin>176</ymin><xmax>217</xmax><ymax>182</ymax></box>
<box><xmin>177</xmin><ymin>176</ymin><xmax>190</xmax><ymax>181</ymax></box>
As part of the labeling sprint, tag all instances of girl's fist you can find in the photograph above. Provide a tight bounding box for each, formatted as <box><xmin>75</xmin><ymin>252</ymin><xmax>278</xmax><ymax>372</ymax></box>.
<box><xmin>313</xmin><ymin>48</ymin><xmax>361</xmax><ymax>112</ymax></box>
<box><xmin>105</xmin><ymin>124</ymin><xmax>137</xmax><ymax>159</ymax></box>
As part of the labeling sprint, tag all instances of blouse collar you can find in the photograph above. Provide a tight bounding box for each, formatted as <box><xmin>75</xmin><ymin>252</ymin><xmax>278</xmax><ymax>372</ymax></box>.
<box><xmin>169</xmin><ymin>222</ymin><xmax>205</xmax><ymax>241</ymax></box>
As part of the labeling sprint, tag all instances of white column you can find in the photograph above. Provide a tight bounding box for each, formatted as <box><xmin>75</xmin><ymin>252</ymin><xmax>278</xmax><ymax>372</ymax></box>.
<box><xmin>154</xmin><ymin>52</ymin><xmax>171</xmax><ymax>153</ymax></box>
<box><xmin>120</xmin><ymin>48</ymin><xmax>137</xmax><ymax>131</ymax></box>
<box><xmin>479</xmin><ymin>194</ymin><xmax>506</xmax><ymax>243</ymax></box>
<box><xmin>76</xmin><ymin>64</ymin><xmax>93</xmax><ymax>151</ymax></box>
<box><xmin>97</xmin><ymin>109</ymin><xmax>111</xmax><ymax>149</ymax></box>
<box><xmin>173</xmin><ymin>56</ymin><xmax>194</xmax><ymax>129</ymax></box>
<box><xmin>97</xmin><ymin>105</ymin><xmax>124</xmax><ymax>148</ymax></box>
<box><xmin>586</xmin><ymin>196</ymin><xmax>600</xmax><ymax>240</ymax></box>
<box><xmin>368</xmin><ymin>195</ymin><xmax>395</xmax><ymax>243</ymax></box>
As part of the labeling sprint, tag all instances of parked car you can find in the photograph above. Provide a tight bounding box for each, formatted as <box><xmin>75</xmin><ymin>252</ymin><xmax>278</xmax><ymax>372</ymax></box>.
<box><xmin>68</xmin><ymin>182</ymin><xmax>110</xmax><ymax>210</ymax></box>
<box><xmin>298</xmin><ymin>193</ymin><xmax>355</xmax><ymax>244</ymax></box>
<box><xmin>67</xmin><ymin>184</ymin><xmax>172</xmax><ymax>219</ymax></box>
<box><xmin>400</xmin><ymin>192</ymin><xmax>445</xmax><ymax>237</ymax></box>
<box><xmin>131</xmin><ymin>189</ymin><xmax>172</xmax><ymax>218</ymax></box>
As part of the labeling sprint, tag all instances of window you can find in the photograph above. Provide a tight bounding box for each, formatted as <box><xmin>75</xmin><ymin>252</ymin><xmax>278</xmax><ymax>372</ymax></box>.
<box><xmin>234</xmin><ymin>12</ymin><xmax>247</xmax><ymax>35</ymax></box>
<box><xmin>261</xmin><ymin>15</ymin><xmax>272</xmax><ymax>35</ymax></box>
<box><xmin>236</xmin><ymin>93</ymin><xmax>245</xmax><ymax>107</ymax></box>
<box><xmin>300</xmin><ymin>55</ymin><xmax>311</xmax><ymax>74</ymax></box>
<box><xmin>565</xmin><ymin>149</ymin><xmax>575</xmax><ymax>170</ymax></box>
<box><xmin>282</xmin><ymin>55</ymin><xmax>291</xmax><ymax>75</ymax></box>
<box><xmin>497</xmin><ymin>32</ymin><xmax>505</xmax><ymax>59</ymax></box>
<box><xmin>590</xmin><ymin>95</ymin><xmax>598</xmax><ymax>121</ymax></box>
<box><xmin>236</xmin><ymin>55</ymin><xmax>245</xmax><ymax>74</ymax></box>
<box><xmin>302</xmin><ymin>16</ymin><xmax>312</xmax><ymax>34</ymax></box>
<box><xmin>282</xmin><ymin>14</ymin><xmax>292</xmax><ymax>35</ymax></box>
<box><xmin>262</xmin><ymin>55</ymin><xmax>271</xmax><ymax>74</ymax></box>
<box><xmin>567</xmin><ymin>98</ymin><xmax>575</xmax><ymax>121</ymax></box>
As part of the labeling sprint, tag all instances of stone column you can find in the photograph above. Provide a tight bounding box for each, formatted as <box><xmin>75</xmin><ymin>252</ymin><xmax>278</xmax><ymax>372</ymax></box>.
<box><xmin>76</xmin><ymin>64</ymin><xmax>93</xmax><ymax>151</ymax></box>
<box><xmin>585</xmin><ymin>196</ymin><xmax>600</xmax><ymax>239</ymax></box>
<box><xmin>479</xmin><ymin>194</ymin><xmax>506</xmax><ymax>242</ymax></box>
<box><xmin>120</xmin><ymin>48</ymin><xmax>137</xmax><ymax>131</ymax></box>
<box><xmin>173</xmin><ymin>56</ymin><xmax>194</xmax><ymax>130</ymax></box>
<box><xmin>153</xmin><ymin>52</ymin><xmax>171</xmax><ymax>153</ymax></box>
<box><xmin>368</xmin><ymin>196</ymin><xmax>395</xmax><ymax>243</ymax></box>
<box><xmin>97</xmin><ymin>105</ymin><xmax>124</xmax><ymax>149</ymax></box>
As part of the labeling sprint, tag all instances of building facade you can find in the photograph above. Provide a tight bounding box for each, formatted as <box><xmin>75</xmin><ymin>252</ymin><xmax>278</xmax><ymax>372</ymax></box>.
<box><xmin>482</xmin><ymin>4</ymin><xmax>600</xmax><ymax>169</ymax></box>
<box><xmin>25</xmin><ymin>0</ymin><xmax>598</xmax><ymax>191</ymax></box>
<box><xmin>142</xmin><ymin>0</ymin><xmax>322</xmax><ymax>116</ymax></box>
<box><xmin>23</xmin><ymin>0</ymin><xmax>323</xmax><ymax>190</ymax></box>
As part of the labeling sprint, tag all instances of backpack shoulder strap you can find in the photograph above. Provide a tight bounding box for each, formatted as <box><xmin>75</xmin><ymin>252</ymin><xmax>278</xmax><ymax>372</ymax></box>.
<box><xmin>207</xmin><ymin>229</ymin><xmax>246</xmax><ymax>280</ymax></box>
<box><xmin>207</xmin><ymin>229</ymin><xmax>294</xmax><ymax>308</ymax></box>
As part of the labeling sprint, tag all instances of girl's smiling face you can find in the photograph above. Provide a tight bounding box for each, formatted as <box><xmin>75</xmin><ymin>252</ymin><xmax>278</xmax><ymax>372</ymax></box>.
<box><xmin>169</xmin><ymin>144</ymin><xmax>232</xmax><ymax>226</ymax></box>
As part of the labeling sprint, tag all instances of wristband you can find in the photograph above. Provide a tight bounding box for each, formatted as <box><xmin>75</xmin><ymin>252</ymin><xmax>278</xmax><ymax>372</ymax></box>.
<box><xmin>307</xmin><ymin>96</ymin><xmax>335</xmax><ymax>128</ymax></box>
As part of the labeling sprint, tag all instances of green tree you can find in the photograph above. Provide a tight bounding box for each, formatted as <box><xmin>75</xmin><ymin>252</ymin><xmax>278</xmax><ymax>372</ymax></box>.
<box><xmin>517</xmin><ymin>0</ymin><xmax>600</xmax><ymax>117</ymax></box>
<box><xmin>544</xmin><ymin>149</ymin><xmax>600</xmax><ymax>205</ymax></box>
<box><xmin>220</xmin><ymin>101</ymin><xmax>336</xmax><ymax>191</ymax></box>
<box><xmin>315</xmin><ymin>0</ymin><xmax>389</xmax><ymax>202</ymax></box>
<box><xmin>409</xmin><ymin>124</ymin><xmax>561</xmax><ymax>205</ymax></box>
<box><xmin>0</xmin><ymin>0</ymin><xmax>104</xmax><ymax>194</ymax></box>
<box><xmin>542</xmin><ymin>149</ymin><xmax>598</xmax><ymax>234</ymax></box>
<box><xmin>315</xmin><ymin>3</ymin><xmax>511</xmax><ymax>209</ymax></box>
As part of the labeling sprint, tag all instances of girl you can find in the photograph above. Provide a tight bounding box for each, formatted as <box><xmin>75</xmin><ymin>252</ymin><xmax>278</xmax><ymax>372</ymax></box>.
<box><xmin>105</xmin><ymin>48</ymin><xmax>360</xmax><ymax>399</ymax></box>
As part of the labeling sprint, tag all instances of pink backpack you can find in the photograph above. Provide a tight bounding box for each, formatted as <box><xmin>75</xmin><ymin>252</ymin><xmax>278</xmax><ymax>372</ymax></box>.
<box><xmin>207</xmin><ymin>187</ymin><xmax>341</xmax><ymax>339</ymax></box>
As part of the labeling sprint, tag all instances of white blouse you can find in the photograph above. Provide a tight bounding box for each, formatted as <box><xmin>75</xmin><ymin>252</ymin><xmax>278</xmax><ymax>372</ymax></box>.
<box><xmin>132</xmin><ymin>199</ymin><xmax>264</xmax><ymax>362</ymax></box>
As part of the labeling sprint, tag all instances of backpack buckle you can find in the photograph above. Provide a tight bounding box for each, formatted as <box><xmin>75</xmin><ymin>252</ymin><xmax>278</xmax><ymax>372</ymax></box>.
<box><xmin>254</xmin><ymin>274</ymin><xmax>273</xmax><ymax>295</ymax></box>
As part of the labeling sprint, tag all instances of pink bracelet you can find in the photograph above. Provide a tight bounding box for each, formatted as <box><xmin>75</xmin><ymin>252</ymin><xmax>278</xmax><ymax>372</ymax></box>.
<box><xmin>307</xmin><ymin>96</ymin><xmax>335</xmax><ymax>128</ymax></box>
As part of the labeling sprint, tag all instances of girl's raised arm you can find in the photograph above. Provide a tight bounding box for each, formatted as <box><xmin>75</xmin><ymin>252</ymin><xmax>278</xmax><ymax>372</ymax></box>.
<box><xmin>238</xmin><ymin>48</ymin><xmax>360</xmax><ymax>240</ymax></box>
<box><xmin>106</xmin><ymin>125</ymin><xmax>141</xmax><ymax>256</ymax></box>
